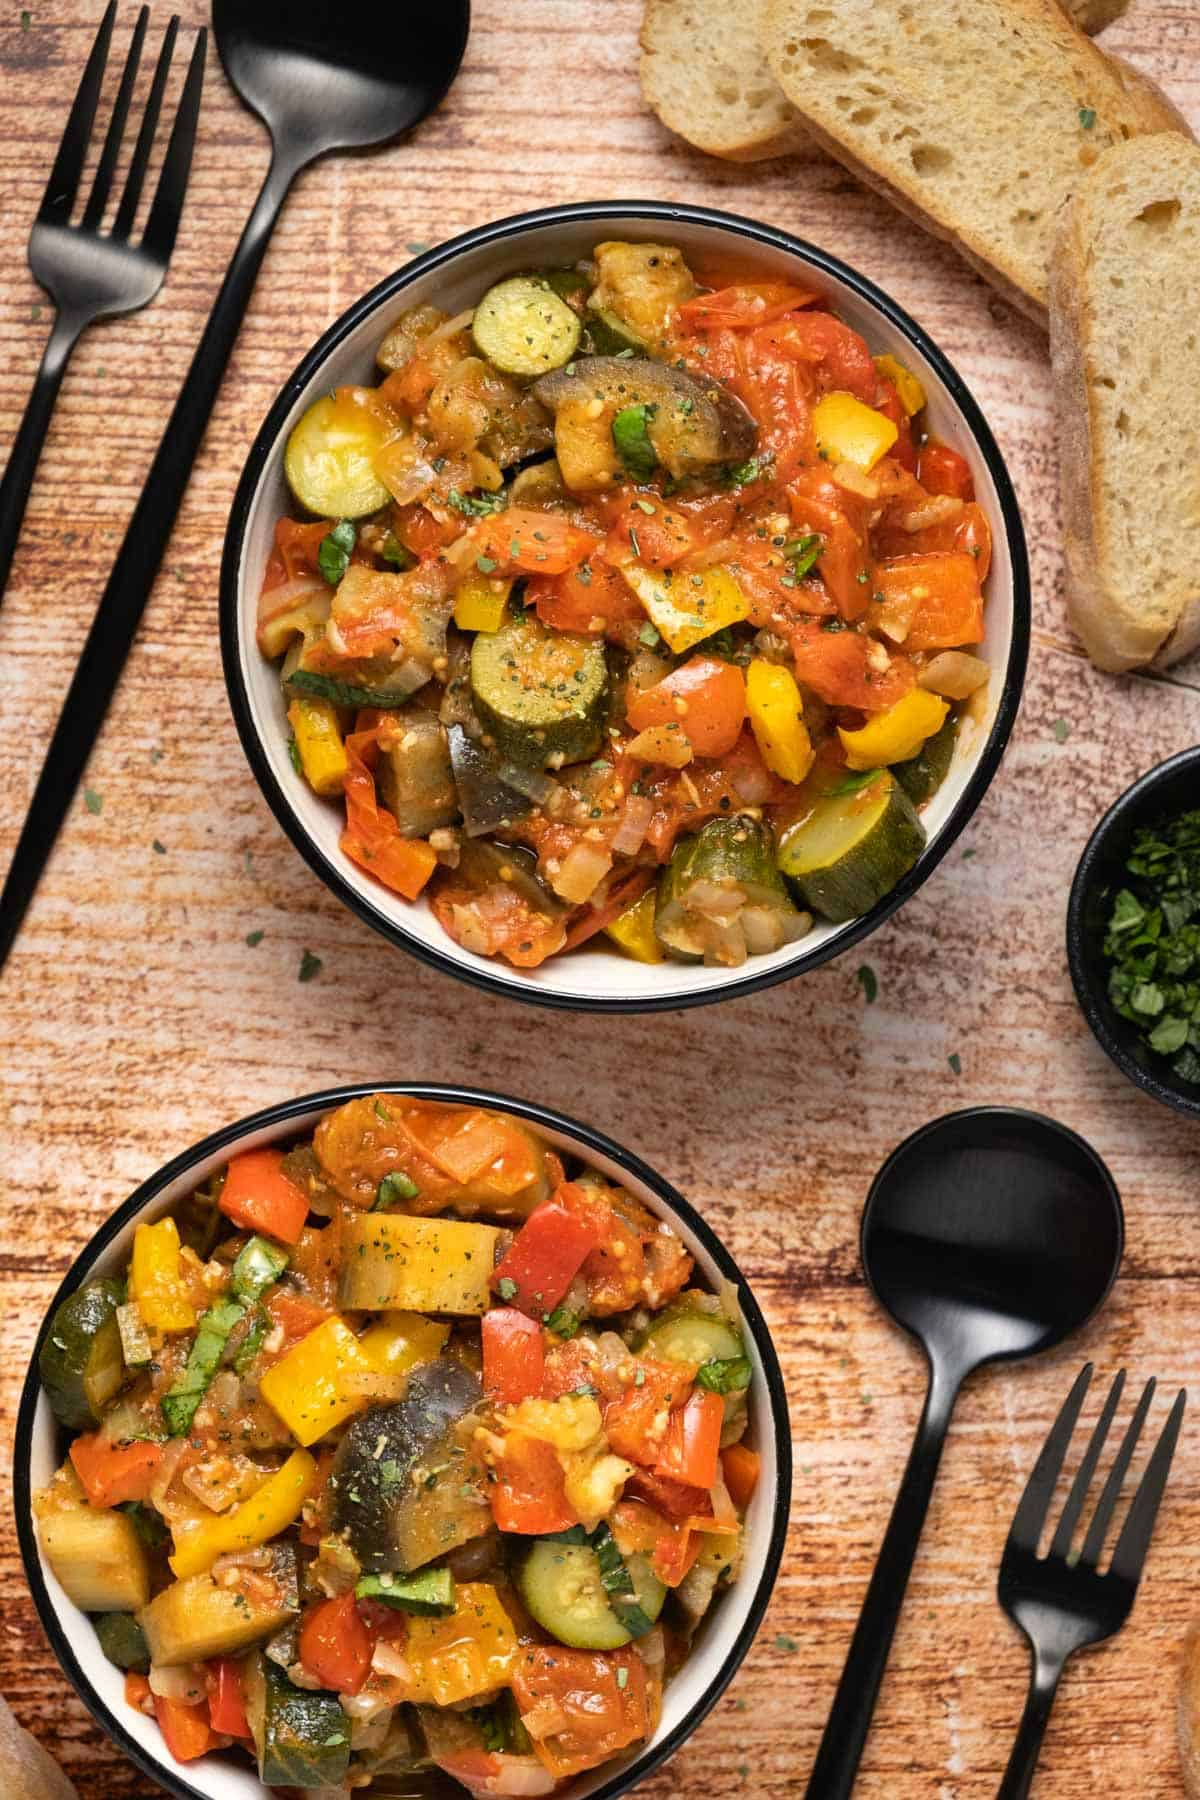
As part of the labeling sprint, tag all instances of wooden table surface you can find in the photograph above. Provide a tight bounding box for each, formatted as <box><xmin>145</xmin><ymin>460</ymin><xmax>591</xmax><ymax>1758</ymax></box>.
<box><xmin>3</xmin><ymin>2</ymin><xmax>1200</xmax><ymax>1795</ymax></box>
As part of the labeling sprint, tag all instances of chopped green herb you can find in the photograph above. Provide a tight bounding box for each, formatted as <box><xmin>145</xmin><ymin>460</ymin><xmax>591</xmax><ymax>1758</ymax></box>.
<box><xmin>637</xmin><ymin>621</ymin><xmax>661</xmax><ymax>649</ymax></box>
<box><xmin>1052</xmin><ymin>717</ymin><xmax>1071</xmax><ymax>744</ymax></box>
<box><xmin>152</xmin><ymin>839</ymin><xmax>167</xmax><ymax>856</ymax></box>
<box><xmin>1079</xmin><ymin>106</ymin><xmax>1097</xmax><ymax>129</ymax></box>
<box><xmin>287</xmin><ymin>734</ymin><xmax>302</xmax><ymax>775</ymax></box>
<box><xmin>84</xmin><ymin>788</ymin><xmax>102</xmax><ymax>815</ymax></box>
<box><xmin>545</xmin><ymin>1304</ymin><xmax>579</xmax><ymax>1339</ymax></box>
<box><xmin>448</xmin><ymin>487</ymin><xmax>507</xmax><ymax>517</ymax></box>
<box><xmin>381</xmin><ymin>531</ymin><xmax>416</xmax><ymax>570</ymax></box>
<box><xmin>318</xmin><ymin>519</ymin><xmax>356</xmax><ymax>586</ymax></box>
<box><xmin>21</xmin><ymin>9</ymin><xmax>32</xmax><ymax>28</ymax></box>
<box><xmin>374</xmin><ymin>1170</ymin><xmax>421</xmax><ymax>1209</ymax></box>
<box><xmin>1103</xmin><ymin>807</ymin><xmax>1200</xmax><ymax>1086</ymax></box>
<box><xmin>948</xmin><ymin>1052</ymin><xmax>962</xmax><ymax>1076</ymax></box>
<box><xmin>783</xmin><ymin>533</ymin><xmax>824</xmax><ymax>580</ymax></box>
<box><xmin>497</xmin><ymin>1277</ymin><xmax>518</xmax><ymax>1302</ymax></box>
<box><xmin>298</xmin><ymin>948</ymin><xmax>323</xmax><ymax>983</ymax></box>
<box><xmin>696</xmin><ymin>1355</ymin><xmax>752</xmax><ymax>1395</ymax></box>
<box><xmin>476</xmin><ymin>555</ymin><xmax>499</xmax><ymax>575</ymax></box>
<box><xmin>406</xmin><ymin>241</ymin><xmax>431</xmax><ymax>255</ymax></box>
<box><xmin>829</xmin><ymin>768</ymin><xmax>882</xmax><ymax>796</ymax></box>
<box><xmin>775</xmin><ymin>1634</ymin><xmax>799</xmax><ymax>1653</ymax></box>
<box><xmin>857</xmin><ymin>964</ymin><xmax>878</xmax><ymax>1004</ymax></box>
<box><xmin>245</xmin><ymin>929</ymin><xmax>265</xmax><ymax>947</ymax></box>
<box><xmin>612</xmin><ymin>403</ymin><xmax>658</xmax><ymax>482</ymax></box>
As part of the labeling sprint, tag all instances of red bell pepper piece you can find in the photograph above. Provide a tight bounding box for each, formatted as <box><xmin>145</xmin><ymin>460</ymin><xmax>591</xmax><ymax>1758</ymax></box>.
<box><xmin>219</xmin><ymin>1147</ymin><xmax>310</xmax><ymax>1246</ymax></box>
<box><xmin>153</xmin><ymin>1694</ymin><xmax>214</xmax><ymax>1763</ymax></box>
<box><xmin>207</xmin><ymin>1659</ymin><xmax>252</xmax><ymax>1738</ymax></box>
<box><xmin>265</xmin><ymin>1287</ymin><xmax>332</xmax><ymax>1344</ymax></box>
<box><xmin>482</xmin><ymin>1308</ymin><xmax>545</xmax><ymax>1404</ymax></box>
<box><xmin>655</xmin><ymin>1389</ymin><xmax>724</xmax><ymax>1492</ymax></box>
<box><xmin>298</xmin><ymin>1593</ymin><xmax>374</xmax><ymax>1697</ymax></box>
<box><xmin>490</xmin><ymin>1434</ymin><xmax>577</xmax><ymax>1535</ymax></box>
<box><xmin>69</xmin><ymin>1433</ymin><xmax>163</xmax><ymax>1508</ymax></box>
<box><xmin>490</xmin><ymin>1186</ymin><xmax>602</xmax><ymax>1316</ymax></box>
<box><xmin>917</xmin><ymin>442</ymin><xmax>974</xmax><ymax>500</ymax></box>
<box><xmin>721</xmin><ymin>1443</ymin><xmax>762</xmax><ymax>1512</ymax></box>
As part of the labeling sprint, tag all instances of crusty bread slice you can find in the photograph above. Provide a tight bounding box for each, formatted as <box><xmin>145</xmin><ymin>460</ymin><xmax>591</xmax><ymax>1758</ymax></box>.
<box><xmin>640</xmin><ymin>0</ymin><xmax>811</xmax><ymax>162</ymax></box>
<box><xmin>1050</xmin><ymin>133</ymin><xmax>1200</xmax><ymax>672</ymax></box>
<box><xmin>1179</xmin><ymin>1625</ymin><xmax>1200</xmax><ymax>1797</ymax></box>
<box><xmin>761</xmin><ymin>0</ymin><xmax>1189</xmax><ymax>318</ymax></box>
<box><xmin>1063</xmin><ymin>0</ymin><xmax>1130</xmax><ymax>30</ymax></box>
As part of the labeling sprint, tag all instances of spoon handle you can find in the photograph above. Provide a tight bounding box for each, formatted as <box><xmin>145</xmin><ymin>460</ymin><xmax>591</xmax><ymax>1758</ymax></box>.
<box><xmin>0</xmin><ymin>150</ymin><xmax>298</xmax><ymax>969</ymax></box>
<box><xmin>805</xmin><ymin>1359</ymin><xmax>961</xmax><ymax>1799</ymax></box>
<box><xmin>996</xmin><ymin>1645</ymin><xmax>1066</xmax><ymax>1799</ymax></box>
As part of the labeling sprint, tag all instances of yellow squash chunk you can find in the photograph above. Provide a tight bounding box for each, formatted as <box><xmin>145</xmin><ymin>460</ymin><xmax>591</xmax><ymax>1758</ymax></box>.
<box><xmin>874</xmin><ymin>354</ymin><xmax>926</xmax><ymax>418</ymax></box>
<box><xmin>838</xmin><ymin>688</ymin><xmax>950</xmax><ymax>771</ymax></box>
<box><xmin>746</xmin><ymin>660</ymin><xmax>815</xmax><ymax>784</ymax></box>
<box><xmin>138</xmin><ymin>1557</ymin><xmax>298</xmax><ymax>1665</ymax></box>
<box><xmin>403</xmin><ymin>1582</ymin><xmax>518</xmax><ymax>1706</ymax></box>
<box><xmin>605</xmin><ymin>888</ymin><xmax>664</xmax><ymax>964</ymax></box>
<box><xmin>169</xmin><ymin>1450</ymin><xmax>318</xmax><ymax>1579</ymax></box>
<box><xmin>358</xmin><ymin>1311</ymin><xmax>450</xmax><ymax>1377</ymax></box>
<box><xmin>129</xmin><ymin>1217</ymin><xmax>195</xmax><ymax>1333</ymax></box>
<box><xmin>287</xmin><ymin>695</ymin><xmax>349</xmax><ymax>798</ymax></box>
<box><xmin>38</xmin><ymin>1489</ymin><xmax>150</xmax><ymax>1612</ymax></box>
<box><xmin>259</xmin><ymin>1317</ymin><xmax>375</xmax><ymax>1448</ymax></box>
<box><xmin>621</xmin><ymin>561</ymin><xmax>749</xmax><ymax>654</ymax></box>
<box><xmin>813</xmin><ymin>391</ymin><xmax>899</xmax><ymax>472</ymax></box>
<box><xmin>338</xmin><ymin>1213</ymin><xmax>502</xmax><ymax>1315</ymax></box>
<box><xmin>453</xmin><ymin>572</ymin><xmax>512</xmax><ymax>634</ymax></box>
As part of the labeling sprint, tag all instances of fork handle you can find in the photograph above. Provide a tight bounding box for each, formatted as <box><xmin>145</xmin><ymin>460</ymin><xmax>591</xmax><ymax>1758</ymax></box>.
<box><xmin>805</xmin><ymin>1357</ymin><xmax>963</xmax><ymax>1799</ymax></box>
<box><xmin>997</xmin><ymin>1646</ymin><xmax>1066</xmax><ymax>1799</ymax></box>
<box><xmin>0</xmin><ymin>309</ymin><xmax>85</xmax><ymax>603</ymax></box>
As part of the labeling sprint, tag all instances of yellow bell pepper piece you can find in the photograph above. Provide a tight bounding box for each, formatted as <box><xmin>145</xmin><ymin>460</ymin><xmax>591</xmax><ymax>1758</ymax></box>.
<box><xmin>287</xmin><ymin>695</ymin><xmax>349</xmax><ymax>798</ymax></box>
<box><xmin>604</xmin><ymin>887</ymin><xmax>663</xmax><ymax>963</ymax></box>
<box><xmin>746</xmin><ymin>660</ymin><xmax>815</xmax><ymax>785</ymax></box>
<box><xmin>358</xmin><ymin>1311</ymin><xmax>450</xmax><ymax>1378</ymax></box>
<box><xmin>258</xmin><ymin>1317</ymin><xmax>375</xmax><ymax>1448</ymax></box>
<box><xmin>620</xmin><ymin>561</ymin><xmax>749</xmax><ymax>654</ymax></box>
<box><xmin>874</xmin><ymin>353</ymin><xmax>926</xmax><ymax>418</ymax></box>
<box><xmin>403</xmin><ymin>1583</ymin><xmax>518</xmax><ymax>1706</ymax></box>
<box><xmin>453</xmin><ymin>572</ymin><xmax>512</xmax><ymax>634</ymax></box>
<box><xmin>169</xmin><ymin>1450</ymin><xmax>318</xmax><ymax>1579</ymax></box>
<box><xmin>813</xmin><ymin>390</ymin><xmax>899</xmax><ymax>472</ymax></box>
<box><xmin>129</xmin><ymin>1218</ymin><xmax>195</xmax><ymax>1333</ymax></box>
<box><xmin>838</xmin><ymin>688</ymin><xmax>950</xmax><ymax>771</ymax></box>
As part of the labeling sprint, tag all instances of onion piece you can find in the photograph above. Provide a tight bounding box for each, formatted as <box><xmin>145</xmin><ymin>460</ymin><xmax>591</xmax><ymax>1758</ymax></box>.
<box><xmin>610</xmin><ymin>794</ymin><xmax>654</xmax><ymax>856</ymax></box>
<box><xmin>918</xmin><ymin>650</ymin><xmax>989</xmax><ymax>699</ymax></box>
<box><xmin>626</xmin><ymin>725</ymin><xmax>692</xmax><ymax>768</ymax></box>
<box><xmin>211</xmin><ymin>1546</ymin><xmax>274</xmax><ymax>1575</ymax></box>
<box><xmin>425</xmin><ymin>306</ymin><xmax>475</xmax><ymax>345</ymax></box>
<box><xmin>371</xmin><ymin>1641</ymin><xmax>414</xmax><ymax>1683</ymax></box>
<box><xmin>257</xmin><ymin>573</ymin><xmax>329</xmax><ymax>628</ymax></box>
<box><xmin>896</xmin><ymin>493</ymin><xmax>964</xmax><ymax>533</ymax></box>
<box><xmin>519</xmin><ymin>1698</ymin><xmax>568</xmax><ymax>1742</ymax></box>
<box><xmin>550</xmin><ymin>841</ymin><xmax>613</xmax><ymax>905</ymax></box>
<box><xmin>831</xmin><ymin>461</ymin><xmax>880</xmax><ymax>501</ymax></box>
<box><xmin>149</xmin><ymin>1663</ymin><xmax>206</xmax><ymax>1703</ymax></box>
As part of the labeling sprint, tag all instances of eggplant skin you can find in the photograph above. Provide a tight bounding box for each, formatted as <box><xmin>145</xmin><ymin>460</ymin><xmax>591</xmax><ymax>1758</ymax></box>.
<box><xmin>330</xmin><ymin>1359</ymin><xmax>482</xmax><ymax>1572</ymax></box>
<box><xmin>533</xmin><ymin>355</ymin><xmax>757</xmax><ymax>476</ymax></box>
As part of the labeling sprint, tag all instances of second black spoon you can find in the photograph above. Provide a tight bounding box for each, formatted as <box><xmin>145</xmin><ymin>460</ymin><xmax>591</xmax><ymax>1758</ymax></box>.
<box><xmin>806</xmin><ymin>1106</ymin><xmax>1124</xmax><ymax>1799</ymax></box>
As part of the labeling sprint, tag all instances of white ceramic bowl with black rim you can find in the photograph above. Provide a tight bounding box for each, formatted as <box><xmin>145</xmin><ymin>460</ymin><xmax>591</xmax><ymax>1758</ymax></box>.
<box><xmin>15</xmin><ymin>1082</ymin><xmax>791</xmax><ymax>1800</ymax></box>
<box><xmin>220</xmin><ymin>201</ymin><xmax>1030</xmax><ymax>1012</ymax></box>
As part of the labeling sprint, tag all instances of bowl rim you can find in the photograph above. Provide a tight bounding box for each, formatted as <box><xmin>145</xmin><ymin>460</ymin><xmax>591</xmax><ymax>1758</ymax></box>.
<box><xmin>1066</xmin><ymin>744</ymin><xmax>1200</xmax><ymax>1120</ymax></box>
<box><xmin>220</xmin><ymin>197</ymin><xmax>1031</xmax><ymax>1013</ymax></box>
<box><xmin>14</xmin><ymin>1081</ymin><xmax>794</xmax><ymax>1800</ymax></box>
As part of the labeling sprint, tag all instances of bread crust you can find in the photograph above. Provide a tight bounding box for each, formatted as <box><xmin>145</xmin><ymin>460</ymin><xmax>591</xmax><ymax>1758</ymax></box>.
<box><xmin>639</xmin><ymin>0</ymin><xmax>812</xmax><ymax>162</ymax></box>
<box><xmin>1180</xmin><ymin>1625</ymin><xmax>1200</xmax><ymax>1799</ymax></box>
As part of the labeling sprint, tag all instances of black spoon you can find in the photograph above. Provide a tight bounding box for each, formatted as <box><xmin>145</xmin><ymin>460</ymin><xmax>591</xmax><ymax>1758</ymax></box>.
<box><xmin>806</xmin><ymin>1106</ymin><xmax>1124</xmax><ymax>1800</ymax></box>
<box><xmin>0</xmin><ymin>0</ymin><xmax>470</xmax><ymax>967</ymax></box>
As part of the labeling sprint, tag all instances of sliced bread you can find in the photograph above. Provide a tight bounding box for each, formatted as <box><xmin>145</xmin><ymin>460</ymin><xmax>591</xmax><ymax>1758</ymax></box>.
<box><xmin>1179</xmin><ymin>1625</ymin><xmax>1200</xmax><ymax>1798</ymax></box>
<box><xmin>760</xmin><ymin>0</ymin><xmax>1189</xmax><ymax>318</ymax></box>
<box><xmin>1050</xmin><ymin>132</ymin><xmax>1200</xmax><ymax>671</ymax></box>
<box><xmin>639</xmin><ymin>0</ymin><xmax>811</xmax><ymax>162</ymax></box>
<box><xmin>1063</xmin><ymin>0</ymin><xmax>1130</xmax><ymax>29</ymax></box>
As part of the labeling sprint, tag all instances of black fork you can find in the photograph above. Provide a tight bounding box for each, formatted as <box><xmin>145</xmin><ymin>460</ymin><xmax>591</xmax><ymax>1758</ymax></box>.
<box><xmin>0</xmin><ymin>2</ymin><xmax>206</xmax><ymax>602</ymax></box>
<box><xmin>996</xmin><ymin>1364</ymin><xmax>1186</xmax><ymax>1798</ymax></box>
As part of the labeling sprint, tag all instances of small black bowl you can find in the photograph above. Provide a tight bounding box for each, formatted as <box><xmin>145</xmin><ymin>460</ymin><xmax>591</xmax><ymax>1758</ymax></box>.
<box><xmin>1067</xmin><ymin>746</ymin><xmax>1200</xmax><ymax>1120</ymax></box>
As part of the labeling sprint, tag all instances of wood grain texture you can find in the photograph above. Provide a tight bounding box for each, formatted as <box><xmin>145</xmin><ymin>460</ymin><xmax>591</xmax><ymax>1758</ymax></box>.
<box><xmin>2</xmin><ymin>2</ymin><xmax>1200</xmax><ymax>1795</ymax></box>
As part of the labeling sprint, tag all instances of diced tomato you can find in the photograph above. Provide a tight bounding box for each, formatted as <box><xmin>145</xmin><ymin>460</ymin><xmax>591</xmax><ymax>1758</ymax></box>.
<box><xmin>558</xmin><ymin>1183</ymin><xmax>648</xmax><ymax>1316</ymax></box>
<box><xmin>611</xmin><ymin>1499</ymin><xmax>702</xmax><ymax>1588</ymax></box>
<box><xmin>625</xmin><ymin>1466</ymin><xmax>711</xmax><ymax>1523</ymax></box>
<box><xmin>491</xmin><ymin>1186</ymin><xmax>603</xmax><ymax>1316</ymax></box>
<box><xmin>419</xmin><ymin>1109</ymin><xmax>540</xmax><ymax>1191</ymax></box>
<box><xmin>607</xmin><ymin>503</ymin><xmax>694</xmax><ymax>569</ymax></box>
<box><xmin>655</xmin><ymin>1389</ymin><xmax>724</xmax><ymax>1492</ymax></box>
<box><xmin>490</xmin><ymin>1433</ymin><xmax>577</xmax><ymax>1535</ymax></box>
<box><xmin>69</xmin><ymin>1433</ymin><xmax>163</xmax><ymax>1508</ymax></box>
<box><xmin>790</xmin><ymin>619</ymin><xmax>915</xmax><ymax>712</ymax></box>
<box><xmin>482</xmin><ymin>1308</ymin><xmax>545</xmax><ymax>1404</ymax></box>
<box><xmin>219</xmin><ymin>1146</ymin><xmax>310</xmax><ymax>1246</ymax></box>
<box><xmin>261</xmin><ymin>516</ymin><xmax>331</xmax><ymax>592</ymax></box>
<box><xmin>678</xmin><ymin>282</ymin><xmax>818</xmax><ymax>330</ymax></box>
<box><xmin>605</xmin><ymin>1360</ymin><xmax>694</xmax><ymax>1466</ymax></box>
<box><xmin>721</xmin><ymin>1442</ymin><xmax>762</xmax><ymax>1512</ymax></box>
<box><xmin>299</xmin><ymin>1593</ymin><xmax>374</xmax><ymax>1697</ymax></box>
<box><xmin>769</xmin><ymin>311</ymin><xmax>878</xmax><ymax>401</ymax></box>
<box><xmin>512</xmin><ymin>1646</ymin><xmax>652</xmax><ymax>1780</ymax></box>
<box><xmin>872</xmin><ymin>551</ymin><xmax>984</xmax><ymax>651</ymax></box>
<box><xmin>786</xmin><ymin>473</ymin><xmax>872</xmax><ymax>618</ymax></box>
<box><xmin>642</xmin><ymin>730</ymin><xmax>789</xmax><ymax>863</ymax></box>
<box><xmin>872</xmin><ymin>498</ymin><xmax>992</xmax><ymax>581</ymax></box>
<box><xmin>917</xmin><ymin>443</ymin><xmax>974</xmax><ymax>501</ymax></box>
<box><xmin>393</xmin><ymin>500</ymin><xmax>462</xmax><ymax>556</ymax></box>
<box><xmin>153</xmin><ymin>1694</ymin><xmax>214</xmax><ymax>1763</ymax></box>
<box><xmin>472</xmin><ymin>508</ymin><xmax>599</xmax><ymax>576</ymax></box>
<box><xmin>432</xmin><ymin>878</ymin><xmax>567</xmax><ymax>969</ymax></box>
<box><xmin>626</xmin><ymin>656</ymin><xmax>746</xmax><ymax>758</ymax></box>
<box><xmin>206</xmin><ymin>1660</ymin><xmax>252</xmax><ymax>1738</ymax></box>
<box><xmin>529</xmin><ymin>560</ymin><xmax>642</xmax><ymax>636</ymax></box>
<box><xmin>342</xmin><ymin>725</ymin><xmax>439</xmax><ymax>903</ymax></box>
<box><xmin>265</xmin><ymin>1286</ymin><xmax>333</xmax><ymax>1344</ymax></box>
<box><xmin>561</xmin><ymin>870</ymin><xmax>655</xmax><ymax>953</ymax></box>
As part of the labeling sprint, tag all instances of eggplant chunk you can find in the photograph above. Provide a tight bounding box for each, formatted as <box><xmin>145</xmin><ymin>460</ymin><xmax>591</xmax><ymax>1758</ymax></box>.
<box><xmin>533</xmin><ymin>356</ymin><xmax>757</xmax><ymax>486</ymax></box>
<box><xmin>378</xmin><ymin>715</ymin><xmax>459</xmax><ymax>837</ymax></box>
<box><xmin>330</xmin><ymin>1360</ymin><xmax>490</xmax><ymax>1572</ymax></box>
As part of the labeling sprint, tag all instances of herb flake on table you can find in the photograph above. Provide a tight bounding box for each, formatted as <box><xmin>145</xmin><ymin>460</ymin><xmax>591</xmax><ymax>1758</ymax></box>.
<box><xmin>1104</xmin><ymin>808</ymin><xmax>1200</xmax><ymax>1084</ymax></box>
<box><xmin>857</xmin><ymin>964</ymin><xmax>878</xmax><ymax>1004</ymax></box>
<box><xmin>245</xmin><ymin>929</ymin><xmax>264</xmax><ymax>947</ymax></box>
<box><xmin>1052</xmin><ymin>718</ymin><xmax>1071</xmax><ymax>744</ymax></box>
<box><xmin>152</xmin><ymin>839</ymin><xmax>166</xmax><ymax>855</ymax></box>
<box><xmin>298</xmin><ymin>948</ymin><xmax>323</xmax><ymax>983</ymax></box>
<box><xmin>948</xmin><ymin>1052</ymin><xmax>962</xmax><ymax>1075</ymax></box>
<box><xmin>84</xmin><ymin>788</ymin><xmax>102</xmax><ymax>815</ymax></box>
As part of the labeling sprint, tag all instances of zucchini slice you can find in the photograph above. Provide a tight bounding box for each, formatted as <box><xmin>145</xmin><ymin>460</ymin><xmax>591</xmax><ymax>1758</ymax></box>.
<box><xmin>93</xmin><ymin>1612</ymin><xmax>150</xmax><ymax>1674</ymax></box>
<box><xmin>470</xmin><ymin>614</ymin><xmax>608</xmax><ymax>767</ymax></box>
<box><xmin>244</xmin><ymin>1654</ymin><xmax>351</xmax><ymax>1790</ymax></box>
<box><xmin>472</xmin><ymin>276</ymin><xmax>582</xmax><ymax>378</ymax></box>
<box><xmin>655</xmin><ymin>815</ymin><xmax>809</xmax><ymax>966</ymax></box>
<box><xmin>355</xmin><ymin>1568</ymin><xmax>456</xmax><ymax>1614</ymax></box>
<box><xmin>892</xmin><ymin>711</ymin><xmax>959</xmax><ymax>806</ymax></box>
<box><xmin>639</xmin><ymin>1306</ymin><xmax>743</xmax><ymax>1366</ymax></box>
<box><xmin>777</xmin><ymin>770</ymin><xmax>926</xmax><ymax>923</ymax></box>
<box><xmin>447</xmin><ymin>726</ymin><xmax>535</xmax><ymax>837</ymax></box>
<box><xmin>518</xmin><ymin>1539</ymin><xmax>665</xmax><ymax>1651</ymax></box>
<box><xmin>284</xmin><ymin>391</ymin><xmax>390</xmax><ymax>520</ymax></box>
<box><xmin>285</xmin><ymin>663</ymin><xmax>429</xmax><ymax>711</ymax></box>
<box><xmin>39</xmin><ymin>1279</ymin><xmax>126</xmax><ymax>1430</ymax></box>
<box><xmin>379</xmin><ymin>714</ymin><xmax>459</xmax><ymax>837</ymax></box>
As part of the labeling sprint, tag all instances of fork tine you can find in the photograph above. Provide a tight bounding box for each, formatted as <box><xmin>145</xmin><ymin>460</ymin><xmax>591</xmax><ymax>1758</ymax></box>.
<box><xmin>112</xmin><ymin>13</ymin><xmax>177</xmax><ymax>239</ymax></box>
<box><xmin>140</xmin><ymin>25</ymin><xmax>205</xmax><ymax>262</ymax></box>
<box><xmin>1079</xmin><ymin>1377</ymin><xmax>1157</xmax><ymax>1566</ymax></box>
<box><xmin>38</xmin><ymin>0</ymin><xmax>117</xmax><ymax>223</ymax></box>
<box><xmin>81</xmin><ymin>5</ymin><xmax>148</xmax><ymax>230</ymax></box>
<box><xmin>1005</xmin><ymin>1363</ymin><xmax>1093</xmax><ymax>1554</ymax></box>
<box><xmin>1107</xmin><ymin>1388</ymin><xmax>1187</xmax><ymax>1588</ymax></box>
<box><xmin>1048</xmin><ymin>1369</ymin><xmax>1126</xmax><ymax>1560</ymax></box>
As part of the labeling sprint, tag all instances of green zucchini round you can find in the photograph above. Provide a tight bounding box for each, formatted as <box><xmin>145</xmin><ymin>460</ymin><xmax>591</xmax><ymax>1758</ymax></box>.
<box><xmin>777</xmin><ymin>770</ymin><xmax>926</xmax><ymax>923</ymax></box>
<box><xmin>39</xmin><ymin>1278</ymin><xmax>126</xmax><ymax>1430</ymax></box>
<box><xmin>655</xmin><ymin>815</ymin><xmax>807</xmax><ymax>964</ymax></box>
<box><xmin>93</xmin><ymin>1612</ymin><xmax>151</xmax><ymax>1673</ymax></box>
<box><xmin>639</xmin><ymin>1306</ymin><xmax>743</xmax><ymax>1366</ymax></box>
<box><xmin>470</xmin><ymin>614</ymin><xmax>608</xmax><ymax>767</ymax></box>
<box><xmin>892</xmin><ymin>711</ymin><xmax>959</xmax><ymax>806</ymax></box>
<box><xmin>284</xmin><ymin>393</ymin><xmax>390</xmax><ymax>520</ymax></box>
<box><xmin>472</xmin><ymin>276</ymin><xmax>582</xmax><ymax>378</ymax></box>
<box><xmin>518</xmin><ymin>1540</ymin><xmax>665</xmax><ymax>1651</ymax></box>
